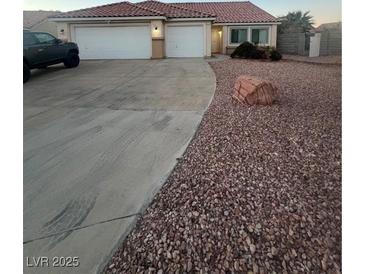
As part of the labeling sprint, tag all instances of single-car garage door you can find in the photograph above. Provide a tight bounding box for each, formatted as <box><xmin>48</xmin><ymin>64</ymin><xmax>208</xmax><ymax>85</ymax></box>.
<box><xmin>166</xmin><ymin>25</ymin><xmax>204</xmax><ymax>57</ymax></box>
<box><xmin>74</xmin><ymin>26</ymin><xmax>151</xmax><ymax>59</ymax></box>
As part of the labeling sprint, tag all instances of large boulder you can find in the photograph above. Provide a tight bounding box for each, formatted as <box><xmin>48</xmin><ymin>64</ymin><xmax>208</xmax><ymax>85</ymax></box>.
<box><xmin>233</xmin><ymin>75</ymin><xmax>278</xmax><ymax>106</ymax></box>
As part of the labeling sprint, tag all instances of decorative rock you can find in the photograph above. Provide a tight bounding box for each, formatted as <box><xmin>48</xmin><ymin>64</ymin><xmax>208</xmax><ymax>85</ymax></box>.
<box><xmin>233</xmin><ymin>75</ymin><xmax>277</xmax><ymax>106</ymax></box>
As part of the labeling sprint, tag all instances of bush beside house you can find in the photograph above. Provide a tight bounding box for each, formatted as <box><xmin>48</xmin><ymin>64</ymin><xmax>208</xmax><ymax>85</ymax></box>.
<box><xmin>230</xmin><ymin>42</ymin><xmax>282</xmax><ymax>61</ymax></box>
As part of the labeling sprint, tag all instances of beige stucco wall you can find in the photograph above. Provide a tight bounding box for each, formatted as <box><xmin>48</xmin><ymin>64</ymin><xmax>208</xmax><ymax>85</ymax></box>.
<box><xmin>151</xmin><ymin>20</ymin><xmax>165</xmax><ymax>58</ymax></box>
<box><xmin>152</xmin><ymin>38</ymin><xmax>164</xmax><ymax>59</ymax></box>
<box><xmin>31</xmin><ymin>20</ymin><xmax>58</xmax><ymax>37</ymax></box>
<box><xmin>270</xmin><ymin>24</ymin><xmax>277</xmax><ymax>48</ymax></box>
<box><xmin>205</xmin><ymin>22</ymin><xmax>212</xmax><ymax>57</ymax></box>
<box><xmin>151</xmin><ymin>20</ymin><xmax>164</xmax><ymax>39</ymax></box>
<box><xmin>56</xmin><ymin>22</ymin><xmax>71</xmax><ymax>41</ymax></box>
<box><xmin>222</xmin><ymin>26</ymin><xmax>228</xmax><ymax>54</ymax></box>
<box><xmin>226</xmin><ymin>47</ymin><xmax>236</xmax><ymax>55</ymax></box>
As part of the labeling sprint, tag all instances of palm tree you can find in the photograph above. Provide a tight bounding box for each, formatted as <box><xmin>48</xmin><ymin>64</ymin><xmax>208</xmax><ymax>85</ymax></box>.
<box><xmin>278</xmin><ymin>11</ymin><xmax>314</xmax><ymax>33</ymax></box>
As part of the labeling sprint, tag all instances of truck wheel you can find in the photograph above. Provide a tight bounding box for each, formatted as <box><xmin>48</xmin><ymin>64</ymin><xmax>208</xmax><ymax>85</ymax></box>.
<box><xmin>23</xmin><ymin>63</ymin><xmax>30</xmax><ymax>83</ymax></box>
<box><xmin>64</xmin><ymin>53</ymin><xmax>80</xmax><ymax>68</ymax></box>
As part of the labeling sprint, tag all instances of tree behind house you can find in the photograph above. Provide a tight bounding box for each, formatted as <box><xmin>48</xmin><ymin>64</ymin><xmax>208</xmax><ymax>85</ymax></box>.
<box><xmin>278</xmin><ymin>11</ymin><xmax>314</xmax><ymax>33</ymax></box>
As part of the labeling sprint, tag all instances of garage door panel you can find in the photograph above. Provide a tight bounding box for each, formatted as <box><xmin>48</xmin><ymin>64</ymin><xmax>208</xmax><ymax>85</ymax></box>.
<box><xmin>74</xmin><ymin>26</ymin><xmax>151</xmax><ymax>59</ymax></box>
<box><xmin>166</xmin><ymin>26</ymin><xmax>204</xmax><ymax>58</ymax></box>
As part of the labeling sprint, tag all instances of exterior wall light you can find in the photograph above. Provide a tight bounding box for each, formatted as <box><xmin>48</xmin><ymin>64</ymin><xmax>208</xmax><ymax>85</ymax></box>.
<box><xmin>152</xmin><ymin>24</ymin><xmax>161</xmax><ymax>38</ymax></box>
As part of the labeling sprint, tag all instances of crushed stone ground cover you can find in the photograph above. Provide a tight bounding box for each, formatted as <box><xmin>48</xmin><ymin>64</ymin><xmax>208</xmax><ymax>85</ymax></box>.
<box><xmin>105</xmin><ymin>59</ymin><xmax>341</xmax><ymax>274</ymax></box>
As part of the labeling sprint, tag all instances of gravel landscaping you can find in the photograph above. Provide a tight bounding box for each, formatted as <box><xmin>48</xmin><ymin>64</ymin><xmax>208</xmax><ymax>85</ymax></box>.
<box><xmin>105</xmin><ymin>59</ymin><xmax>341</xmax><ymax>273</ymax></box>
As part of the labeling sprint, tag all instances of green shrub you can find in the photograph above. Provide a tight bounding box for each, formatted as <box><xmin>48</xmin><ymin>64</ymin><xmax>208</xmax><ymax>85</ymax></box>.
<box><xmin>230</xmin><ymin>42</ymin><xmax>256</xmax><ymax>58</ymax></box>
<box><xmin>270</xmin><ymin>50</ymin><xmax>282</xmax><ymax>61</ymax></box>
<box><xmin>230</xmin><ymin>42</ymin><xmax>282</xmax><ymax>61</ymax></box>
<box><xmin>250</xmin><ymin>48</ymin><xmax>266</xmax><ymax>59</ymax></box>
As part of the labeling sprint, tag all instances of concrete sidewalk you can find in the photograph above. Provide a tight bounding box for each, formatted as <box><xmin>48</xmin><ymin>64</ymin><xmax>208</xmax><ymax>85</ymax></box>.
<box><xmin>23</xmin><ymin>59</ymin><xmax>215</xmax><ymax>273</ymax></box>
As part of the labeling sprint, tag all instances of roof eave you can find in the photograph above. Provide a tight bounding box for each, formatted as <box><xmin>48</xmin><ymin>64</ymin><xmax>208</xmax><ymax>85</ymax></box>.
<box><xmin>213</xmin><ymin>21</ymin><xmax>281</xmax><ymax>26</ymax></box>
<box><xmin>49</xmin><ymin>16</ymin><xmax>167</xmax><ymax>22</ymax></box>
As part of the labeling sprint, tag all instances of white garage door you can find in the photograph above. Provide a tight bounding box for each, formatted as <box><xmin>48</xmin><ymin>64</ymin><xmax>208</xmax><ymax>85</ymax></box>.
<box><xmin>74</xmin><ymin>26</ymin><xmax>151</xmax><ymax>59</ymax></box>
<box><xmin>166</xmin><ymin>25</ymin><xmax>204</xmax><ymax>57</ymax></box>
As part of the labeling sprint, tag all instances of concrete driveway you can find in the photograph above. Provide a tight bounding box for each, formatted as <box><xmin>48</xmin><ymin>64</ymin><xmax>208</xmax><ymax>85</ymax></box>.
<box><xmin>23</xmin><ymin>59</ymin><xmax>215</xmax><ymax>273</ymax></box>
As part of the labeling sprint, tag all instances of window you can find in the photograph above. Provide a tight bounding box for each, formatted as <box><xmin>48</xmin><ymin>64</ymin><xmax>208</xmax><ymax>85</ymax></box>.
<box><xmin>23</xmin><ymin>33</ymin><xmax>38</xmax><ymax>46</ymax></box>
<box><xmin>34</xmin><ymin>33</ymin><xmax>56</xmax><ymax>44</ymax></box>
<box><xmin>251</xmin><ymin>28</ymin><xmax>269</xmax><ymax>45</ymax></box>
<box><xmin>230</xmin><ymin>28</ymin><xmax>248</xmax><ymax>44</ymax></box>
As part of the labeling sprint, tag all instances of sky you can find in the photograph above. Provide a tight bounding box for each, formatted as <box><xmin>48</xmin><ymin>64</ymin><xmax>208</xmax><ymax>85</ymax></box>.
<box><xmin>23</xmin><ymin>0</ymin><xmax>341</xmax><ymax>26</ymax></box>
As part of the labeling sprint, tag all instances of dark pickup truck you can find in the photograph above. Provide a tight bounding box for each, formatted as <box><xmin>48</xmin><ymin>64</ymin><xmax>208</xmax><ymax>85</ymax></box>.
<box><xmin>23</xmin><ymin>31</ymin><xmax>80</xmax><ymax>83</ymax></box>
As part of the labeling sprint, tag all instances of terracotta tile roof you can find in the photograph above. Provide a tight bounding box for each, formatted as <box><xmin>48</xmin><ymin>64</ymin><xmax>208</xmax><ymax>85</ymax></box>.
<box><xmin>172</xmin><ymin>1</ymin><xmax>278</xmax><ymax>23</ymax></box>
<box><xmin>23</xmin><ymin>10</ymin><xmax>61</xmax><ymax>28</ymax></box>
<box><xmin>52</xmin><ymin>1</ymin><xmax>163</xmax><ymax>18</ymax></box>
<box><xmin>51</xmin><ymin>1</ymin><xmax>276</xmax><ymax>23</ymax></box>
<box><xmin>137</xmin><ymin>0</ymin><xmax>214</xmax><ymax>19</ymax></box>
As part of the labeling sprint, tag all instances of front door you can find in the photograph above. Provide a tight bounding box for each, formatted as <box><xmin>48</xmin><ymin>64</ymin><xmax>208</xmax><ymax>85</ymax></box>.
<box><xmin>211</xmin><ymin>28</ymin><xmax>221</xmax><ymax>53</ymax></box>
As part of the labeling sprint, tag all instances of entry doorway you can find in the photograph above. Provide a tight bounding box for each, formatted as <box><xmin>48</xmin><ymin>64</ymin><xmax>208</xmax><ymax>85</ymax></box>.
<box><xmin>211</xmin><ymin>27</ymin><xmax>222</xmax><ymax>54</ymax></box>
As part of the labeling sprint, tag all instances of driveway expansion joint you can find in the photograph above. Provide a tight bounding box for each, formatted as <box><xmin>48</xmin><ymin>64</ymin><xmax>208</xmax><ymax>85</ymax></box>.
<box><xmin>23</xmin><ymin>212</ymin><xmax>140</xmax><ymax>245</ymax></box>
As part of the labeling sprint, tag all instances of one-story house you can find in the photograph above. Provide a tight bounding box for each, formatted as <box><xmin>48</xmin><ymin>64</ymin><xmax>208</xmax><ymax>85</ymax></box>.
<box><xmin>24</xmin><ymin>10</ymin><xmax>61</xmax><ymax>37</ymax></box>
<box><xmin>49</xmin><ymin>0</ymin><xmax>279</xmax><ymax>59</ymax></box>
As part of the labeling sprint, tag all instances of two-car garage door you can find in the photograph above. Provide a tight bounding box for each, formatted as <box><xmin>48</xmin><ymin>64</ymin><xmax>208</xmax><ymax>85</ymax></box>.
<box><xmin>74</xmin><ymin>26</ymin><xmax>151</xmax><ymax>59</ymax></box>
<box><xmin>73</xmin><ymin>25</ymin><xmax>205</xmax><ymax>59</ymax></box>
